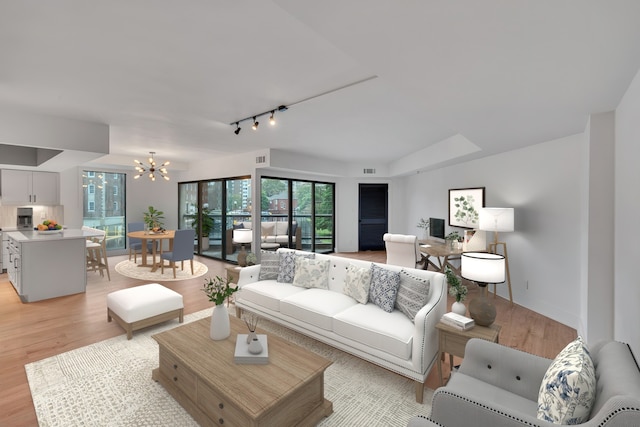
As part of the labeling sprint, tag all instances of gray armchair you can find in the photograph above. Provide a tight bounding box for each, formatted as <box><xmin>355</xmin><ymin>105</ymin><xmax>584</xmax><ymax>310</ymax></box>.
<box><xmin>409</xmin><ymin>338</ymin><xmax>640</xmax><ymax>426</ymax></box>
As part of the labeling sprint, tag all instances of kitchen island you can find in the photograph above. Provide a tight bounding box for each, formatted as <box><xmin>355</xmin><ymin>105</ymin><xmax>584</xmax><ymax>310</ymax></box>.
<box><xmin>6</xmin><ymin>229</ymin><xmax>102</xmax><ymax>303</ymax></box>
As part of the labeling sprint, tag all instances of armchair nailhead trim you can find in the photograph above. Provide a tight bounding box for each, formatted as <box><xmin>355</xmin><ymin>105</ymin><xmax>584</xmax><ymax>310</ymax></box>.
<box><xmin>597</xmin><ymin>407</ymin><xmax>640</xmax><ymax>427</ymax></box>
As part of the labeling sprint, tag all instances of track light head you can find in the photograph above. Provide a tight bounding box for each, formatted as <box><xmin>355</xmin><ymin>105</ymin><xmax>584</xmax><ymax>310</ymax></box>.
<box><xmin>252</xmin><ymin>117</ymin><xmax>259</xmax><ymax>130</ymax></box>
<box><xmin>234</xmin><ymin>122</ymin><xmax>241</xmax><ymax>135</ymax></box>
<box><xmin>269</xmin><ymin>111</ymin><xmax>276</xmax><ymax>126</ymax></box>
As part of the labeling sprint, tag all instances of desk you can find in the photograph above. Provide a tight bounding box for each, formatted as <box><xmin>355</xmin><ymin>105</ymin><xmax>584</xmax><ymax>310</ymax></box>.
<box><xmin>127</xmin><ymin>230</ymin><xmax>175</xmax><ymax>272</ymax></box>
<box><xmin>419</xmin><ymin>239</ymin><xmax>463</xmax><ymax>273</ymax></box>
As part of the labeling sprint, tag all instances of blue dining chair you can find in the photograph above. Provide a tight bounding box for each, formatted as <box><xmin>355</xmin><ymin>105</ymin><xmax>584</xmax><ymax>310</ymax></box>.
<box><xmin>161</xmin><ymin>229</ymin><xmax>196</xmax><ymax>278</ymax></box>
<box><xmin>128</xmin><ymin>222</ymin><xmax>155</xmax><ymax>263</ymax></box>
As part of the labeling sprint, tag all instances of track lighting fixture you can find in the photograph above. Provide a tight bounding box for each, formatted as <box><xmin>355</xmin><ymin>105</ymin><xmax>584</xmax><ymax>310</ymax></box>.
<box><xmin>134</xmin><ymin>151</ymin><xmax>170</xmax><ymax>181</ymax></box>
<box><xmin>231</xmin><ymin>104</ymin><xmax>288</xmax><ymax>135</ymax></box>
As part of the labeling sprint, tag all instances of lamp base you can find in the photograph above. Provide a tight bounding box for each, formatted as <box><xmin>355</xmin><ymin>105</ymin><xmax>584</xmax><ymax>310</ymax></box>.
<box><xmin>237</xmin><ymin>245</ymin><xmax>248</xmax><ymax>267</ymax></box>
<box><xmin>468</xmin><ymin>285</ymin><xmax>496</xmax><ymax>327</ymax></box>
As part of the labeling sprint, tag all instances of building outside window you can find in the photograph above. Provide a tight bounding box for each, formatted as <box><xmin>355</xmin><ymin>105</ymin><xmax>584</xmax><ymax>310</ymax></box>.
<box><xmin>82</xmin><ymin>170</ymin><xmax>126</xmax><ymax>250</ymax></box>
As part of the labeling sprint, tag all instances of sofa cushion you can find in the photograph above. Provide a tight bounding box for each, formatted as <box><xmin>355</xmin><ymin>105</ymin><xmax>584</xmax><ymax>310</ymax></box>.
<box><xmin>395</xmin><ymin>270</ymin><xmax>431</xmax><ymax>321</ymax></box>
<box><xmin>238</xmin><ymin>281</ymin><xmax>306</xmax><ymax>312</ymax></box>
<box><xmin>277</xmin><ymin>251</ymin><xmax>314</xmax><ymax>283</ymax></box>
<box><xmin>369</xmin><ymin>264</ymin><xmax>401</xmax><ymax>313</ymax></box>
<box><xmin>343</xmin><ymin>264</ymin><xmax>371</xmax><ymax>304</ymax></box>
<box><xmin>260</xmin><ymin>223</ymin><xmax>275</xmax><ymax>238</ymax></box>
<box><xmin>280</xmin><ymin>288</ymin><xmax>357</xmax><ymax>331</ymax></box>
<box><xmin>333</xmin><ymin>303</ymin><xmax>414</xmax><ymax>360</ymax></box>
<box><xmin>258</xmin><ymin>251</ymin><xmax>279</xmax><ymax>281</ymax></box>
<box><xmin>293</xmin><ymin>257</ymin><xmax>330</xmax><ymax>289</ymax></box>
<box><xmin>537</xmin><ymin>336</ymin><xmax>596</xmax><ymax>424</ymax></box>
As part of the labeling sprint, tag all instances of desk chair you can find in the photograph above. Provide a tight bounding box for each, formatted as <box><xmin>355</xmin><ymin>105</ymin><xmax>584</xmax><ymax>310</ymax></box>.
<box><xmin>161</xmin><ymin>228</ymin><xmax>196</xmax><ymax>278</ymax></box>
<box><xmin>383</xmin><ymin>233</ymin><xmax>424</xmax><ymax>269</ymax></box>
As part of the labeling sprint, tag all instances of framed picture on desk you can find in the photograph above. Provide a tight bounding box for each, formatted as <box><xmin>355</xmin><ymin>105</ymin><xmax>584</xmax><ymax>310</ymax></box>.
<box><xmin>449</xmin><ymin>187</ymin><xmax>485</xmax><ymax>228</ymax></box>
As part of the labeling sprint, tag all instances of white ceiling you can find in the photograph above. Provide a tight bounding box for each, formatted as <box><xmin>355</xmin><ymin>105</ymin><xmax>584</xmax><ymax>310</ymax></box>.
<box><xmin>1</xmin><ymin>1</ymin><xmax>640</xmax><ymax>172</ymax></box>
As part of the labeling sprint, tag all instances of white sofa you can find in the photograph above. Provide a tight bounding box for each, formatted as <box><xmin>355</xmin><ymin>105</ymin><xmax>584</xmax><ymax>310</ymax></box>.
<box><xmin>234</xmin><ymin>248</ymin><xmax>447</xmax><ymax>403</ymax></box>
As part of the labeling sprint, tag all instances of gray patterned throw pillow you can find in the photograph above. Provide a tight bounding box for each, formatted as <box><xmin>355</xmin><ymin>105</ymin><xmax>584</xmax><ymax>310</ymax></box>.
<box><xmin>395</xmin><ymin>270</ymin><xmax>430</xmax><ymax>321</ymax></box>
<box><xmin>369</xmin><ymin>264</ymin><xmax>401</xmax><ymax>313</ymax></box>
<box><xmin>258</xmin><ymin>250</ymin><xmax>279</xmax><ymax>280</ymax></box>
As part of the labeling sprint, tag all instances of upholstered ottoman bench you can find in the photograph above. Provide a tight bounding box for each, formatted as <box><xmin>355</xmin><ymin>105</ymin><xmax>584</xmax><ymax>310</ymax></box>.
<box><xmin>107</xmin><ymin>283</ymin><xmax>184</xmax><ymax>339</ymax></box>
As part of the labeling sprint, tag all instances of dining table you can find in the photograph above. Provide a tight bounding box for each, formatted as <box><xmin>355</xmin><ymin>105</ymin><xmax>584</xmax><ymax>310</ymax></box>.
<box><xmin>126</xmin><ymin>230</ymin><xmax>175</xmax><ymax>272</ymax></box>
<box><xmin>418</xmin><ymin>239</ymin><xmax>464</xmax><ymax>275</ymax></box>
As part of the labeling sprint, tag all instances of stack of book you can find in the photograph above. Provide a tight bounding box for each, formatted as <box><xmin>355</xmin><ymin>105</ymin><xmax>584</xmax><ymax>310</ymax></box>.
<box><xmin>441</xmin><ymin>312</ymin><xmax>475</xmax><ymax>331</ymax></box>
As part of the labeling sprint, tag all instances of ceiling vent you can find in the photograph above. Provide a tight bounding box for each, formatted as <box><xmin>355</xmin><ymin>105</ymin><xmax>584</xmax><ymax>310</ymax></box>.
<box><xmin>363</xmin><ymin>168</ymin><xmax>376</xmax><ymax>174</ymax></box>
<box><xmin>256</xmin><ymin>155</ymin><xmax>266</xmax><ymax>164</ymax></box>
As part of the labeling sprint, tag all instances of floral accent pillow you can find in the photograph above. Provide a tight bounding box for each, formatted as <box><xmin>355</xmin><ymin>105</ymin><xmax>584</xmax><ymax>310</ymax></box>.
<box><xmin>368</xmin><ymin>264</ymin><xmax>401</xmax><ymax>313</ymax></box>
<box><xmin>258</xmin><ymin>250</ymin><xmax>279</xmax><ymax>281</ymax></box>
<box><xmin>277</xmin><ymin>251</ymin><xmax>314</xmax><ymax>283</ymax></box>
<box><xmin>537</xmin><ymin>336</ymin><xmax>596</xmax><ymax>424</ymax></box>
<box><xmin>292</xmin><ymin>257</ymin><xmax>330</xmax><ymax>289</ymax></box>
<box><xmin>343</xmin><ymin>264</ymin><xmax>372</xmax><ymax>304</ymax></box>
<box><xmin>395</xmin><ymin>270</ymin><xmax>430</xmax><ymax>321</ymax></box>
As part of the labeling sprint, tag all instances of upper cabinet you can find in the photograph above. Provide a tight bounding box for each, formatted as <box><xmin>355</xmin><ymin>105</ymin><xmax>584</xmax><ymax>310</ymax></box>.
<box><xmin>0</xmin><ymin>170</ymin><xmax>59</xmax><ymax>205</ymax></box>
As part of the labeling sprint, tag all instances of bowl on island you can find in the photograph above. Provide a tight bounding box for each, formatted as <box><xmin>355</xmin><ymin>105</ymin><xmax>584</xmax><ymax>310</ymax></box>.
<box><xmin>36</xmin><ymin>220</ymin><xmax>63</xmax><ymax>233</ymax></box>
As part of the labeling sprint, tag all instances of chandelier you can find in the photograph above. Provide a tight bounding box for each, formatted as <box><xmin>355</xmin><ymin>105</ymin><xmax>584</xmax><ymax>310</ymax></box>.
<box><xmin>134</xmin><ymin>152</ymin><xmax>170</xmax><ymax>181</ymax></box>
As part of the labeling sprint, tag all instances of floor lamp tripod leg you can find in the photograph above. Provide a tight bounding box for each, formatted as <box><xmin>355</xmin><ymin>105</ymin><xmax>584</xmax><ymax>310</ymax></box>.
<box><xmin>490</xmin><ymin>242</ymin><xmax>513</xmax><ymax>305</ymax></box>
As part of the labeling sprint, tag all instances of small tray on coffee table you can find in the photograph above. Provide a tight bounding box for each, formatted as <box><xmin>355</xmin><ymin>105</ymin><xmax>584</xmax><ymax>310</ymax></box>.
<box><xmin>234</xmin><ymin>334</ymin><xmax>269</xmax><ymax>364</ymax></box>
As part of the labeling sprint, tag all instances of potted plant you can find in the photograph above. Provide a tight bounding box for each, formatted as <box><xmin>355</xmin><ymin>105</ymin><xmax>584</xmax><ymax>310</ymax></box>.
<box><xmin>445</xmin><ymin>231</ymin><xmax>462</xmax><ymax>249</ymax></box>
<box><xmin>416</xmin><ymin>217</ymin><xmax>430</xmax><ymax>239</ymax></box>
<box><xmin>143</xmin><ymin>206</ymin><xmax>165</xmax><ymax>231</ymax></box>
<box><xmin>445</xmin><ymin>266</ymin><xmax>468</xmax><ymax>315</ymax></box>
<box><xmin>202</xmin><ymin>276</ymin><xmax>238</xmax><ymax>340</ymax></box>
<box><xmin>192</xmin><ymin>208</ymin><xmax>214</xmax><ymax>250</ymax></box>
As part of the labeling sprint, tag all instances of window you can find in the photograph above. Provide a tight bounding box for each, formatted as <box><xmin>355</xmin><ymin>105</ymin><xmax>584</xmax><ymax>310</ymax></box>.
<box><xmin>82</xmin><ymin>170</ymin><xmax>126</xmax><ymax>250</ymax></box>
<box><xmin>262</xmin><ymin>177</ymin><xmax>335</xmax><ymax>253</ymax></box>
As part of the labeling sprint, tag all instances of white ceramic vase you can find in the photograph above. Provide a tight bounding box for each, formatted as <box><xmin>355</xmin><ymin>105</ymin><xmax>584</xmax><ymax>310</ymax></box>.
<box><xmin>451</xmin><ymin>301</ymin><xmax>467</xmax><ymax>316</ymax></box>
<box><xmin>210</xmin><ymin>304</ymin><xmax>230</xmax><ymax>340</ymax></box>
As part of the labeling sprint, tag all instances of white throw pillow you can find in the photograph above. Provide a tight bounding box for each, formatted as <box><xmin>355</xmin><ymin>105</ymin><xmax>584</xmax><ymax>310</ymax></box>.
<box><xmin>343</xmin><ymin>264</ymin><xmax>372</xmax><ymax>304</ymax></box>
<box><xmin>261</xmin><ymin>223</ymin><xmax>275</xmax><ymax>237</ymax></box>
<box><xmin>395</xmin><ymin>270</ymin><xmax>430</xmax><ymax>321</ymax></box>
<box><xmin>537</xmin><ymin>336</ymin><xmax>596</xmax><ymax>424</ymax></box>
<box><xmin>292</xmin><ymin>257</ymin><xmax>330</xmax><ymax>289</ymax></box>
<box><xmin>277</xmin><ymin>251</ymin><xmax>314</xmax><ymax>283</ymax></box>
<box><xmin>369</xmin><ymin>264</ymin><xmax>401</xmax><ymax>313</ymax></box>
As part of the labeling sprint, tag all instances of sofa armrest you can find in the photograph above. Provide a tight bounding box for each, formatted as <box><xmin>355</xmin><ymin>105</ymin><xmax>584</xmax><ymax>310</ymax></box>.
<box><xmin>412</xmin><ymin>273</ymin><xmax>447</xmax><ymax>374</ymax></box>
<box><xmin>237</xmin><ymin>265</ymin><xmax>261</xmax><ymax>287</ymax></box>
<box><xmin>457</xmin><ymin>338</ymin><xmax>552</xmax><ymax>402</ymax></box>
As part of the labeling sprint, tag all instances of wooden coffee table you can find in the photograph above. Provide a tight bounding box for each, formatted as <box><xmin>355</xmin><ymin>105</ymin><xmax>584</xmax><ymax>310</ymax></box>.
<box><xmin>152</xmin><ymin>315</ymin><xmax>333</xmax><ymax>427</ymax></box>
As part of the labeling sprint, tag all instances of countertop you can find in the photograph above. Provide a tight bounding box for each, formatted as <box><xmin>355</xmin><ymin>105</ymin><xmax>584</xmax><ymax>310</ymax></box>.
<box><xmin>5</xmin><ymin>229</ymin><xmax>102</xmax><ymax>242</ymax></box>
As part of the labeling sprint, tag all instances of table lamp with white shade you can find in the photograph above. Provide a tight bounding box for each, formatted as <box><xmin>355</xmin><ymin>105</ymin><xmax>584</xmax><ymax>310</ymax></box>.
<box><xmin>233</xmin><ymin>228</ymin><xmax>253</xmax><ymax>267</ymax></box>
<box><xmin>461</xmin><ymin>252</ymin><xmax>505</xmax><ymax>327</ymax></box>
<box><xmin>478</xmin><ymin>207</ymin><xmax>514</xmax><ymax>304</ymax></box>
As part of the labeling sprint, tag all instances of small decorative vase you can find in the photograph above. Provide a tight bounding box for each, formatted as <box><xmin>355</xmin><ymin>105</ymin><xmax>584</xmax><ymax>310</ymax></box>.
<box><xmin>451</xmin><ymin>301</ymin><xmax>467</xmax><ymax>316</ymax></box>
<box><xmin>247</xmin><ymin>332</ymin><xmax>263</xmax><ymax>355</ymax></box>
<box><xmin>210</xmin><ymin>304</ymin><xmax>230</xmax><ymax>340</ymax></box>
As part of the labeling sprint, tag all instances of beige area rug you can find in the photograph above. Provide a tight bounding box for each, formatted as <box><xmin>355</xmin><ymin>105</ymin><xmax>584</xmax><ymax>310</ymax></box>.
<box><xmin>114</xmin><ymin>259</ymin><xmax>208</xmax><ymax>282</ymax></box>
<box><xmin>26</xmin><ymin>308</ymin><xmax>432</xmax><ymax>427</ymax></box>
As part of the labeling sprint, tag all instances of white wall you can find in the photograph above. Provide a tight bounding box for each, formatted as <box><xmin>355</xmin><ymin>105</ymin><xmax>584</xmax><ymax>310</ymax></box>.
<box><xmin>614</xmin><ymin>68</ymin><xmax>640</xmax><ymax>356</ymax></box>
<box><xmin>401</xmin><ymin>134</ymin><xmax>586</xmax><ymax>329</ymax></box>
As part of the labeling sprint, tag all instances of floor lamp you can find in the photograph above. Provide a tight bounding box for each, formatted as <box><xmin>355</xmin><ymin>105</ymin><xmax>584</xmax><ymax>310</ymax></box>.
<box><xmin>479</xmin><ymin>208</ymin><xmax>514</xmax><ymax>304</ymax></box>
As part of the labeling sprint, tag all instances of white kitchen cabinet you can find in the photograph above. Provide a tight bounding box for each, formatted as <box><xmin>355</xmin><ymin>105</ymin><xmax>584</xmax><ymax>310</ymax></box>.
<box><xmin>0</xmin><ymin>169</ymin><xmax>59</xmax><ymax>205</ymax></box>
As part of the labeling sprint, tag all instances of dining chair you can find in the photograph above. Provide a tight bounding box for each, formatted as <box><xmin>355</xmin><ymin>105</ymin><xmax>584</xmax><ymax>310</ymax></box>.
<box><xmin>161</xmin><ymin>228</ymin><xmax>196</xmax><ymax>278</ymax></box>
<box><xmin>383</xmin><ymin>233</ymin><xmax>424</xmax><ymax>269</ymax></box>
<box><xmin>128</xmin><ymin>222</ymin><xmax>155</xmax><ymax>263</ymax></box>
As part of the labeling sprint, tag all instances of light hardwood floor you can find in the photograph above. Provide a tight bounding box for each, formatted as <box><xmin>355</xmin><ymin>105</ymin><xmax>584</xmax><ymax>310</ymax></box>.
<box><xmin>0</xmin><ymin>251</ymin><xmax>576</xmax><ymax>427</ymax></box>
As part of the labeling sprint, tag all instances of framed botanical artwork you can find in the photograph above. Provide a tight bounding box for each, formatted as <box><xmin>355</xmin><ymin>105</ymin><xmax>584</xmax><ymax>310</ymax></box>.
<box><xmin>448</xmin><ymin>187</ymin><xmax>485</xmax><ymax>229</ymax></box>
